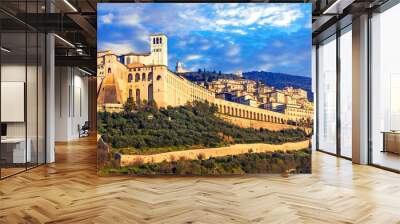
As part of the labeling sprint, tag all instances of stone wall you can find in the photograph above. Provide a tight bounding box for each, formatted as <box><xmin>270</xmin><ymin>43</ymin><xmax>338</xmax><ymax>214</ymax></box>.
<box><xmin>118</xmin><ymin>140</ymin><xmax>310</xmax><ymax>166</ymax></box>
<box><xmin>217</xmin><ymin>114</ymin><xmax>312</xmax><ymax>134</ymax></box>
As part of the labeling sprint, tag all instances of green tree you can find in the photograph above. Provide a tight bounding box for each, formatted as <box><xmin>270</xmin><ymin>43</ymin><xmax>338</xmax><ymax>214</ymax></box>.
<box><xmin>123</xmin><ymin>97</ymin><xmax>135</xmax><ymax>112</ymax></box>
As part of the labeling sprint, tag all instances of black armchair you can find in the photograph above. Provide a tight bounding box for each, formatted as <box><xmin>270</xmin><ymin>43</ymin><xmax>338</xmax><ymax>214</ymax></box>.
<box><xmin>79</xmin><ymin>121</ymin><xmax>90</xmax><ymax>138</ymax></box>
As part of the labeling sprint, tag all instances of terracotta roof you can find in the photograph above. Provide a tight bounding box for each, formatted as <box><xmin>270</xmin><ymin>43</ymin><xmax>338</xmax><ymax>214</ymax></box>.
<box><xmin>98</xmin><ymin>50</ymin><xmax>111</xmax><ymax>53</ymax></box>
<box><xmin>127</xmin><ymin>62</ymin><xmax>145</xmax><ymax>68</ymax></box>
<box><xmin>124</xmin><ymin>52</ymin><xmax>151</xmax><ymax>56</ymax></box>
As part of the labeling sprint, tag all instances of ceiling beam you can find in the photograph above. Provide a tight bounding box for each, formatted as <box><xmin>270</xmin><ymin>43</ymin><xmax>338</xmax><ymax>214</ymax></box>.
<box><xmin>67</xmin><ymin>13</ymin><xmax>96</xmax><ymax>45</ymax></box>
<box><xmin>55</xmin><ymin>55</ymin><xmax>96</xmax><ymax>70</ymax></box>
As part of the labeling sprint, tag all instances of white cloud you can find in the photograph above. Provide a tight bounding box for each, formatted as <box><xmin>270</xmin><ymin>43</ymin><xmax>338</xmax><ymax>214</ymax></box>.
<box><xmin>226</xmin><ymin>45</ymin><xmax>240</xmax><ymax>57</ymax></box>
<box><xmin>185</xmin><ymin>54</ymin><xmax>202</xmax><ymax>61</ymax></box>
<box><xmin>213</xmin><ymin>4</ymin><xmax>304</xmax><ymax>29</ymax></box>
<box><xmin>100</xmin><ymin>42</ymin><xmax>135</xmax><ymax>55</ymax></box>
<box><xmin>99</xmin><ymin>4</ymin><xmax>305</xmax><ymax>38</ymax></box>
<box><xmin>230</xmin><ymin>58</ymin><xmax>242</xmax><ymax>63</ymax></box>
<box><xmin>259</xmin><ymin>54</ymin><xmax>273</xmax><ymax>61</ymax></box>
<box><xmin>119</xmin><ymin>14</ymin><xmax>141</xmax><ymax>27</ymax></box>
<box><xmin>258</xmin><ymin>64</ymin><xmax>274</xmax><ymax>71</ymax></box>
<box><xmin>260</xmin><ymin>51</ymin><xmax>309</xmax><ymax>69</ymax></box>
<box><xmin>136</xmin><ymin>30</ymin><xmax>150</xmax><ymax>43</ymax></box>
<box><xmin>231</xmin><ymin>29</ymin><xmax>247</xmax><ymax>35</ymax></box>
<box><xmin>200</xmin><ymin>44</ymin><xmax>211</xmax><ymax>50</ymax></box>
<box><xmin>100</xmin><ymin>13</ymin><xmax>114</xmax><ymax>24</ymax></box>
<box><xmin>216</xmin><ymin>43</ymin><xmax>224</xmax><ymax>48</ymax></box>
<box><xmin>97</xmin><ymin>3</ymin><xmax>310</xmax><ymax>74</ymax></box>
<box><xmin>272</xmin><ymin>41</ymin><xmax>284</xmax><ymax>48</ymax></box>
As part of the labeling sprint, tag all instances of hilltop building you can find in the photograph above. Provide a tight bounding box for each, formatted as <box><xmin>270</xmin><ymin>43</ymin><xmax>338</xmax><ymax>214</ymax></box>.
<box><xmin>234</xmin><ymin>71</ymin><xmax>243</xmax><ymax>78</ymax></box>
<box><xmin>97</xmin><ymin>34</ymin><xmax>313</xmax><ymax>125</ymax></box>
<box><xmin>175</xmin><ymin>61</ymin><xmax>189</xmax><ymax>73</ymax></box>
<box><xmin>121</xmin><ymin>34</ymin><xmax>168</xmax><ymax>67</ymax></box>
<box><xmin>207</xmin><ymin>79</ymin><xmax>314</xmax><ymax>123</ymax></box>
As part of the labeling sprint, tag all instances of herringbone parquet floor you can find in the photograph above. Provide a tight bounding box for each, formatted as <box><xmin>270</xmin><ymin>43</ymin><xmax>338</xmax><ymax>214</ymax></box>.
<box><xmin>1</xmin><ymin>136</ymin><xmax>400</xmax><ymax>224</ymax></box>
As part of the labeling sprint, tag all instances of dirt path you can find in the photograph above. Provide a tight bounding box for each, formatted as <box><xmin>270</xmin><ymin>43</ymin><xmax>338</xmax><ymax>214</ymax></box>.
<box><xmin>118</xmin><ymin>140</ymin><xmax>310</xmax><ymax>166</ymax></box>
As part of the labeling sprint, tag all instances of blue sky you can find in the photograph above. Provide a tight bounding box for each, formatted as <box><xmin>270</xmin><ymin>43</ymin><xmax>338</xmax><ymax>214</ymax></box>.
<box><xmin>98</xmin><ymin>3</ymin><xmax>311</xmax><ymax>77</ymax></box>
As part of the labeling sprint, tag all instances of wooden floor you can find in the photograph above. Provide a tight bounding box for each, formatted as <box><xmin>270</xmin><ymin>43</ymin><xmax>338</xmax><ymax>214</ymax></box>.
<box><xmin>1</xmin><ymin>136</ymin><xmax>400</xmax><ymax>224</ymax></box>
<box><xmin>373</xmin><ymin>151</ymin><xmax>400</xmax><ymax>171</ymax></box>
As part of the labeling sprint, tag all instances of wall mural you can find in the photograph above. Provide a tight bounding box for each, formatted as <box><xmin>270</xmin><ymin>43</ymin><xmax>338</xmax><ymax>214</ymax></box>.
<box><xmin>97</xmin><ymin>3</ymin><xmax>313</xmax><ymax>175</ymax></box>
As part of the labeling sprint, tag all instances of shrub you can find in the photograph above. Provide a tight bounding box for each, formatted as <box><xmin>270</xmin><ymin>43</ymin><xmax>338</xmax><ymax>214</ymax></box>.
<box><xmin>98</xmin><ymin>101</ymin><xmax>310</xmax><ymax>153</ymax></box>
<box><xmin>100</xmin><ymin>150</ymin><xmax>310</xmax><ymax>175</ymax></box>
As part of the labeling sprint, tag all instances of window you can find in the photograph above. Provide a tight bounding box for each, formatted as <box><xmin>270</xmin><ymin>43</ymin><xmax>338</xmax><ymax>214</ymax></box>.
<box><xmin>317</xmin><ymin>35</ymin><xmax>337</xmax><ymax>154</ymax></box>
<box><xmin>339</xmin><ymin>26</ymin><xmax>352</xmax><ymax>158</ymax></box>
<box><xmin>128</xmin><ymin>73</ymin><xmax>133</xmax><ymax>82</ymax></box>
<box><xmin>148</xmin><ymin>84</ymin><xmax>153</xmax><ymax>102</ymax></box>
<box><xmin>136</xmin><ymin>89</ymin><xmax>141</xmax><ymax>104</ymax></box>
<box><xmin>370</xmin><ymin>4</ymin><xmax>400</xmax><ymax>171</ymax></box>
<box><xmin>142</xmin><ymin>73</ymin><xmax>146</xmax><ymax>81</ymax></box>
<box><xmin>135</xmin><ymin>73</ymin><xmax>140</xmax><ymax>82</ymax></box>
<box><xmin>108</xmin><ymin>67</ymin><xmax>111</xmax><ymax>73</ymax></box>
<box><xmin>1</xmin><ymin>4</ymin><xmax>46</xmax><ymax>179</ymax></box>
<box><xmin>129</xmin><ymin>89</ymin><xmax>132</xmax><ymax>98</ymax></box>
<box><xmin>148</xmin><ymin>72</ymin><xmax>153</xmax><ymax>81</ymax></box>
<box><xmin>157</xmin><ymin>75</ymin><xmax>162</xmax><ymax>81</ymax></box>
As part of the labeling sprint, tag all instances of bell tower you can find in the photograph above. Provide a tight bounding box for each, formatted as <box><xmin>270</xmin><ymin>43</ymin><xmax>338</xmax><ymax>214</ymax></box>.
<box><xmin>150</xmin><ymin>34</ymin><xmax>168</xmax><ymax>67</ymax></box>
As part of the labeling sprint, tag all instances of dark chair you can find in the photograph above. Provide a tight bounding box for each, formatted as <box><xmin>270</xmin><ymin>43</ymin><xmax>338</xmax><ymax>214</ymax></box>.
<box><xmin>79</xmin><ymin>121</ymin><xmax>90</xmax><ymax>138</ymax></box>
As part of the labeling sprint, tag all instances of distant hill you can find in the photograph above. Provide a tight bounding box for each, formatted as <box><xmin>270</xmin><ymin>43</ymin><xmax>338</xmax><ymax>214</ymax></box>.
<box><xmin>243</xmin><ymin>71</ymin><xmax>313</xmax><ymax>101</ymax></box>
<box><xmin>182</xmin><ymin>71</ymin><xmax>237</xmax><ymax>82</ymax></box>
<box><xmin>182</xmin><ymin>71</ymin><xmax>313</xmax><ymax>101</ymax></box>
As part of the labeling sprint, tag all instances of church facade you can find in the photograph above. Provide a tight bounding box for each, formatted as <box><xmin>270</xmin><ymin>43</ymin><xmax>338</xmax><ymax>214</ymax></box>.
<box><xmin>97</xmin><ymin>34</ymin><xmax>293</xmax><ymax>125</ymax></box>
<box><xmin>122</xmin><ymin>34</ymin><xmax>168</xmax><ymax>68</ymax></box>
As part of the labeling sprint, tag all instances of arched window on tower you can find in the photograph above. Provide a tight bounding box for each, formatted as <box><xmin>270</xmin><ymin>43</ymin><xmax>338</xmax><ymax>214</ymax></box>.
<box><xmin>142</xmin><ymin>73</ymin><xmax>146</xmax><ymax>81</ymax></box>
<box><xmin>156</xmin><ymin>37</ymin><xmax>159</xmax><ymax>44</ymax></box>
<box><xmin>108</xmin><ymin>67</ymin><xmax>111</xmax><ymax>73</ymax></box>
<box><xmin>148</xmin><ymin>72</ymin><xmax>153</xmax><ymax>81</ymax></box>
<box><xmin>160</xmin><ymin>38</ymin><xmax>162</xmax><ymax>44</ymax></box>
<box><xmin>153</xmin><ymin>37</ymin><xmax>156</xmax><ymax>45</ymax></box>
<box><xmin>156</xmin><ymin>75</ymin><xmax>162</xmax><ymax>81</ymax></box>
<box><xmin>135</xmin><ymin>73</ymin><xmax>140</xmax><ymax>82</ymax></box>
<box><xmin>128</xmin><ymin>73</ymin><xmax>133</xmax><ymax>82</ymax></box>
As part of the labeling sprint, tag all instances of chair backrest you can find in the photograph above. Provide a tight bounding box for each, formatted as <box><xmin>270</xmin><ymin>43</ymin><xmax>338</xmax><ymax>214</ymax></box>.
<box><xmin>83</xmin><ymin>121</ymin><xmax>90</xmax><ymax>129</ymax></box>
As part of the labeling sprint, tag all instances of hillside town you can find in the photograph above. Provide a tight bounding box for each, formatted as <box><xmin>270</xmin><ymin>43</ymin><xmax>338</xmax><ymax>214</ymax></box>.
<box><xmin>195</xmin><ymin>74</ymin><xmax>314</xmax><ymax>126</ymax></box>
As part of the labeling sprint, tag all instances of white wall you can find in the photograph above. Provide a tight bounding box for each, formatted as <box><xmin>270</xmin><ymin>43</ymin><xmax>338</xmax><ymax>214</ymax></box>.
<box><xmin>1</xmin><ymin>64</ymin><xmax>26</xmax><ymax>139</ymax></box>
<box><xmin>1</xmin><ymin>64</ymin><xmax>39</xmax><ymax>137</ymax></box>
<box><xmin>55</xmin><ymin>67</ymin><xmax>89</xmax><ymax>141</ymax></box>
<box><xmin>1</xmin><ymin>63</ymin><xmax>46</xmax><ymax>164</ymax></box>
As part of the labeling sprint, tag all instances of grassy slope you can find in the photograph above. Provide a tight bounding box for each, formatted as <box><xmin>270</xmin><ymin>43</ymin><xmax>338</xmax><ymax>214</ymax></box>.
<box><xmin>98</xmin><ymin>102</ymin><xmax>310</xmax><ymax>155</ymax></box>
